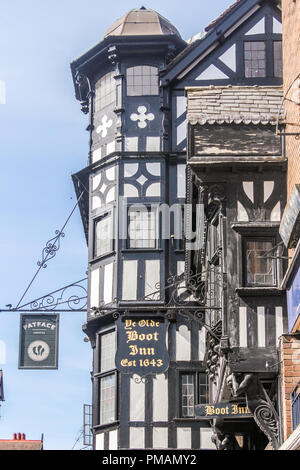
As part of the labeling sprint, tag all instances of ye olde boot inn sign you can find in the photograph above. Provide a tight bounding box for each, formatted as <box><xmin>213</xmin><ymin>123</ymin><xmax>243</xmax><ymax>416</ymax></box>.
<box><xmin>115</xmin><ymin>317</ymin><xmax>169</xmax><ymax>377</ymax></box>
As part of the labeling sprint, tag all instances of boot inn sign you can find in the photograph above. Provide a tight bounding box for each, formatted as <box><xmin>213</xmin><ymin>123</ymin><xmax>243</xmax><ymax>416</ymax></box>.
<box><xmin>69</xmin><ymin>1</ymin><xmax>286</xmax><ymax>450</ymax></box>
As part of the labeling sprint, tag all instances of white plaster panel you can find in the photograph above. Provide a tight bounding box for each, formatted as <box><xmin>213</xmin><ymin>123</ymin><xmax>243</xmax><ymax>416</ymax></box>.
<box><xmin>273</xmin><ymin>17</ymin><xmax>282</xmax><ymax>34</ymax></box>
<box><xmin>92</xmin><ymin>147</ymin><xmax>102</xmax><ymax>163</ymax></box>
<box><xmin>176</xmin><ymin>96</ymin><xmax>187</xmax><ymax>118</ymax></box>
<box><xmin>107</xmin><ymin>140</ymin><xmax>115</xmax><ymax>155</ymax></box>
<box><xmin>177</xmin><ymin>428</ymin><xmax>191</xmax><ymax>449</ymax></box>
<box><xmin>124</xmin><ymin>163</ymin><xmax>139</xmax><ymax>177</ymax></box>
<box><xmin>257</xmin><ymin>306</ymin><xmax>266</xmax><ymax>348</ymax></box>
<box><xmin>122</xmin><ymin>260</ymin><xmax>138</xmax><ymax>300</ymax></box>
<box><xmin>90</xmin><ymin>268</ymin><xmax>100</xmax><ymax>308</ymax></box>
<box><xmin>176</xmin><ymin>119</ymin><xmax>187</xmax><ymax>145</ymax></box>
<box><xmin>270</xmin><ymin>201</ymin><xmax>281</xmax><ymax>221</ymax></box>
<box><xmin>153</xmin><ymin>427</ymin><xmax>168</xmax><ymax>449</ymax></box>
<box><xmin>242</xmin><ymin>181</ymin><xmax>254</xmax><ymax>203</ymax></box>
<box><xmin>109</xmin><ymin>430</ymin><xmax>118</xmax><ymax>450</ymax></box>
<box><xmin>264</xmin><ymin>181</ymin><xmax>274</xmax><ymax>202</ymax></box>
<box><xmin>95</xmin><ymin>433</ymin><xmax>104</xmax><ymax>450</ymax></box>
<box><xmin>145</xmin><ymin>260</ymin><xmax>160</xmax><ymax>298</ymax></box>
<box><xmin>146</xmin><ymin>162</ymin><xmax>161</xmax><ymax>176</ymax></box>
<box><xmin>275</xmin><ymin>306</ymin><xmax>284</xmax><ymax>343</ymax></box>
<box><xmin>237</xmin><ymin>201</ymin><xmax>249</xmax><ymax>221</ymax></box>
<box><xmin>200</xmin><ymin>428</ymin><xmax>215</xmax><ymax>449</ymax></box>
<box><xmin>153</xmin><ymin>374</ymin><xmax>168</xmax><ymax>421</ymax></box>
<box><xmin>177</xmin><ymin>164</ymin><xmax>186</xmax><ymax>198</ymax></box>
<box><xmin>176</xmin><ymin>325</ymin><xmax>191</xmax><ymax>361</ymax></box>
<box><xmin>125</xmin><ymin>137</ymin><xmax>138</xmax><ymax>152</ymax></box>
<box><xmin>129</xmin><ymin>427</ymin><xmax>145</xmax><ymax>449</ymax></box>
<box><xmin>146</xmin><ymin>136</ymin><xmax>160</xmax><ymax>151</ymax></box>
<box><xmin>196</xmin><ymin>64</ymin><xmax>229</xmax><ymax>80</ymax></box>
<box><xmin>239</xmin><ymin>306</ymin><xmax>247</xmax><ymax>347</ymax></box>
<box><xmin>124</xmin><ymin>184</ymin><xmax>139</xmax><ymax>198</ymax></box>
<box><xmin>199</xmin><ymin>327</ymin><xmax>206</xmax><ymax>361</ymax></box>
<box><xmin>130</xmin><ymin>374</ymin><xmax>145</xmax><ymax>422</ymax></box>
<box><xmin>103</xmin><ymin>263</ymin><xmax>113</xmax><ymax>304</ymax></box>
<box><xmin>245</xmin><ymin>17</ymin><xmax>265</xmax><ymax>35</ymax></box>
<box><xmin>145</xmin><ymin>182</ymin><xmax>160</xmax><ymax>197</ymax></box>
<box><xmin>219</xmin><ymin>44</ymin><xmax>236</xmax><ymax>72</ymax></box>
<box><xmin>105</xmin><ymin>187</ymin><xmax>116</xmax><ymax>204</ymax></box>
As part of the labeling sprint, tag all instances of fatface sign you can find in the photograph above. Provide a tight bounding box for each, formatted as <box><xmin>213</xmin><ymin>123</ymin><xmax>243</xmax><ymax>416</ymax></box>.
<box><xmin>19</xmin><ymin>314</ymin><xmax>59</xmax><ymax>369</ymax></box>
<box><xmin>195</xmin><ymin>402</ymin><xmax>252</xmax><ymax>418</ymax></box>
<box><xmin>115</xmin><ymin>317</ymin><xmax>169</xmax><ymax>377</ymax></box>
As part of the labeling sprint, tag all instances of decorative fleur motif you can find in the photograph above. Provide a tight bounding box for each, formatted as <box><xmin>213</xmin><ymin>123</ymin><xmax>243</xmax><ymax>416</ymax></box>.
<box><xmin>96</xmin><ymin>115</ymin><xmax>113</xmax><ymax>138</ymax></box>
<box><xmin>130</xmin><ymin>105</ymin><xmax>154</xmax><ymax>129</ymax></box>
<box><xmin>37</xmin><ymin>230</ymin><xmax>65</xmax><ymax>269</ymax></box>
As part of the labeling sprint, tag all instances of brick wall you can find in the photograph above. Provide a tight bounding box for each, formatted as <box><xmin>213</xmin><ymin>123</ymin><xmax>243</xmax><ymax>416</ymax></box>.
<box><xmin>280</xmin><ymin>335</ymin><xmax>300</xmax><ymax>440</ymax></box>
<box><xmin>282</xmin><ymin>1</ymin><xmax>300</xmax><ymax>200</ymax></box>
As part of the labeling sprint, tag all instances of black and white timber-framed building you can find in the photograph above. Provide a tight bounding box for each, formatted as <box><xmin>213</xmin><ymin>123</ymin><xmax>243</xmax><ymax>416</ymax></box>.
<box><xmin>71</xmin><ymin>0</ymin><xmax>286</xmax><ymax>450</ymax></box>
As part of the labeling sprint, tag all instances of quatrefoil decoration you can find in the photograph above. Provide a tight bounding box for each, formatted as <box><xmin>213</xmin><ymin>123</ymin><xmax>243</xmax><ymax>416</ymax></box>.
<box><xmin>130</xmin><ymin>105</ymin><xmax>155</xmax><ymax>129</ymax></box>
<box><xmin>96</xmin><ymin>115</ymin><xmax>113</xmax><ymax>138</ymax></box>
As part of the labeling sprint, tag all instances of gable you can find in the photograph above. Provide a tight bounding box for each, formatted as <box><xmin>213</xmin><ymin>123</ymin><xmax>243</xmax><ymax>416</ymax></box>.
<box><xmin>168</xmin><ymin>0</ymin><xmax>282</xmax><ymax>89</ymax></box>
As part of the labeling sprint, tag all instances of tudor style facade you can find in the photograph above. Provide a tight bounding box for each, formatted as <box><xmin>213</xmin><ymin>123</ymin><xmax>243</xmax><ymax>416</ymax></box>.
<box><xmin>72</xmin><ymin>0</ymin><xmax>286</xmax><ymax>450</ymax></box>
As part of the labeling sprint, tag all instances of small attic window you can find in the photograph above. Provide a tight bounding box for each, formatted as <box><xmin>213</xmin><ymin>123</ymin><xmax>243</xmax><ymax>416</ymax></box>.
<box><xmin>127</xmin><ymin>66</ymin><xmax>159</xmax><ymax>96</ymax></box>
<box><xmin>244</xmin><ymin>41</ymin><xmax>266</xmax><ymax>78</ymax></box>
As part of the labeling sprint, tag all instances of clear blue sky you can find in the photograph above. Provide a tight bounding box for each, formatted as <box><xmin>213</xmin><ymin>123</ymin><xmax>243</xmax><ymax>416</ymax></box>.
<box><xmin>0</xmin><ymin>0</ymin><xmax>233</xmax><ymax>450</ymax></box>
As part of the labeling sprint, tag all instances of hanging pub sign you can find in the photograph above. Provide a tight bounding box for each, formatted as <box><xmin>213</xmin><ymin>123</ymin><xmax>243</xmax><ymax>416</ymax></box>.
<box><xmin>115</xmin><ymin>317</ymin><xmax>169</xmax><ymax>377</ymax></box>
<box><xmin>19</xmin><ymin>314</ymin><xmax>59</xmax><ymax>369</ymax></box>
<box><xmin>195</xmin><ymin>402</ymin><xmax>252</xmax><ymax>419</ymax></box>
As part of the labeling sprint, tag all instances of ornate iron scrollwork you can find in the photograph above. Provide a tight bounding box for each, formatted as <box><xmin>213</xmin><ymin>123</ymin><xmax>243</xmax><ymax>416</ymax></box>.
<box><xmin>37</xmin><ymin>230</ymin><xmax>65</xmax><ymax>269</ymax></box>
<box><xmin>17</xmin><ymin>278</ymin><xmax>87</xmax><ymax>312</ymax></box>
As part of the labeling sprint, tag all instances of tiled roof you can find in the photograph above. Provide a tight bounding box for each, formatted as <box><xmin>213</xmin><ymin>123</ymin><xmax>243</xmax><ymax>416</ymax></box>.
<box><xmin>0</xmin><ymin>434</ymin><xmax>43</xmax><ymax>450</ymax></box>
<box><xmin>205</xmin><ymin>0</ymin><xmax>242</xmax><ymax>32</ymax></box>
<box><xmin>186</xmin><ymin>85</ymin><xmax>284</xmax><ymax>125</ymax></box>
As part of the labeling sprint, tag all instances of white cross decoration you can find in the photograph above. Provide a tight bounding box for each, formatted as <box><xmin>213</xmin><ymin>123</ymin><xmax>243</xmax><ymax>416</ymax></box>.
<box><xmin>130</xmin><ymin>105</ymin><xmax>155</xmax><ymax>129</ymax></box>
<box><xmin>96</xmin><ymin>115</ymin><xmax>113</xmax><ymax>138</ymax></box>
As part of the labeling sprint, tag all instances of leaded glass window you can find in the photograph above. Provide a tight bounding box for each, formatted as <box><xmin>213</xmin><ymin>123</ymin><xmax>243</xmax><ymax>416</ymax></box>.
<box><xmin>100</xmin><ymin>330</ymin><xmax>116</xmax><ymax>373</ymax></box>
<box><xmin>94</xmin><ymin>212</ymin><xmax>113</xmax><ymax>258</ymax></box>
<box><xmin>98</xmin><ymin>330</ymin><xmax>117</xmax><ymax>426</ymax></box>
<box><xmin>95</xmin><ymin>71</ymin><xmax>116</xmax><ymax>112</ymax></box>
<box><xmin>244</xmin><ymin>41</ymin><xmax>266</xmax><ymax>78</ymax></box>
<box><xmin>99</xmin><ymin>374</ymin><xmax>116</xmax><ymax>425</ymax></box>
<box><xmin>128</xmin><ymin>207</ymin><xmax>157</xmax><ymax>249</ymax></box>
<box><xmin>244</xmin><ymin>238</ymin><xmax>276</xmax><ymax>286</ymax></box>
<box><xmin>274</xmin><ymin>41</ymin><xmax>283</xmax><ymax>78</ymax></box>
<box><xmin>181</xmin><ymin>374</ymin><xmax>195</xmax><ymax>417</ymax></box>
<box><xmin>127</xmin><ymin>66</ymin><xmax>159</xmax><ymax>96</ymax></box>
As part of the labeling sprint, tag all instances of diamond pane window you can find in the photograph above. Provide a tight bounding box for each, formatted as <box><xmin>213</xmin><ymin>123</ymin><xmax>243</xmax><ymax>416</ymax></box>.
<box><xmin>127</xmin><ymin>66</ymin><xmax>159</xmax><ymax>96</ymax></box>
<box><xmin>244</xmin><ymin>42</ymin><xmax>266</xmax><ymax>78</ymax></box>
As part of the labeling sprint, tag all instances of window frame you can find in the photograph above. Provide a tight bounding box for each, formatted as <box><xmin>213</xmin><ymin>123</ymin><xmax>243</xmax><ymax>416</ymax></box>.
<box><xmin>127</xmin><ymin>205</ymin><xmax>159</xmax><ymax>250</ymax></box>
<box><xmin>93</xmin><ymin>209</ymin><xmax>114</xmax><ymax>260</ymax></box>
<box><xmin>243</xmin><ymin>235</ymin><xmax>277</xmax><ymax>287</ymax></box>
<box><xmin>94</xmin><ymin>71</ymin><xmax>116</xmax><ymax>112</ymax></box>
<box><xmin>126</xmin><ymin>65</ymin><xmax>159</xmax><ymax>97</ymax></box>
<box><xmin>244</xmin><ymin>40</ymin><xmax>267</xmax><ymax>78</ymax></box>
<box><xmin>96</xmin><ymin>329</ymin><xmax>118</xmax><ymax>427</ymax></box>
<box><xmin>179</xmin><ymin>371</ymin><xmax>209</xmax><ymax>418</ymax></box>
